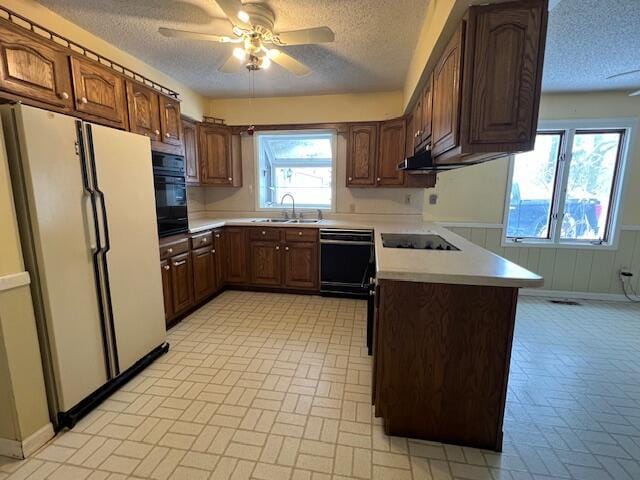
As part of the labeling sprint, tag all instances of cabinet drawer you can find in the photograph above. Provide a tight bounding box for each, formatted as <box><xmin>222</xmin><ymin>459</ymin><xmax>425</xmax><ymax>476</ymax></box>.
<box><xmin>249</xmin><ymin>228</ymin><xmax>281</xmax><ymax>241</ymax></box>
<box><xmin>191</xmin><ymin>231</ymin><xmax>213</xmax><ymax>249</ymax></box>
<box><xmin>159</xmin><ymin>237</ymin><xmax>189</xmax><ymax>260</ymax></box>
<box><xmin>284</xmin><ymin>228</ymin><xmax>318</xmax><ymax>243</ymax></box>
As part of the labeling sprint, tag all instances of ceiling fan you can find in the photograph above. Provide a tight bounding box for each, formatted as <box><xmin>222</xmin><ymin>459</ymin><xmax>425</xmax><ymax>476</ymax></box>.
<box><xmin>606</xmin><ymin>69</ymin><xmax>640</xmax><ymax>96</ymax></box>
<box><xmin>158</xmin><ymin>0</ymin><xmax>335</xmax><ymax>76</ymax></box>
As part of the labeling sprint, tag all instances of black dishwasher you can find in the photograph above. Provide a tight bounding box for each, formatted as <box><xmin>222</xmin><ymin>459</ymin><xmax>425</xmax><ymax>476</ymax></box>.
<box><xmin>320</xmin><ymin>229</ymin><xmax>374</xmax><ymax>298</ymax></box>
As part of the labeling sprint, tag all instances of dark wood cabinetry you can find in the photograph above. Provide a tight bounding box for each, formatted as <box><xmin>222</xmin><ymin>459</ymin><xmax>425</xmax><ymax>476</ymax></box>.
<box><xmin>420</xmin><ymin>74</ymin><xmax>433</xmax><ymax>145</ymax></box>
<box><xmin>377</xmin><ymin>118</ymin><xmax>406</xmax><ymax>186</ymax></box>
<box><xmin>346</xmin><ymin>124</ymin><xmax>378</xmax><ymax>187</ymax></box>
<box><xmin>284</xmin><ymin>241</ymin><xmax>318</xmax><ymax>289</ymax></box>
<box><xmin>70</xmin><ymin>56</ymin><xmax>127</xmax><ymax>128</ymax></box>
<box><xmin>225</xmin><ymin>227</ymin><xmax>249</xmax><ymax>283</ymax></box>
<box><xmin>213</xmin><ymin>229</ymin><xmax>225</xmax><ymax>287</ymax></box>
<box><xmin>126</xmin><ymin>80</ymin><xmax>160</xmax><ymax>141</ymax></box>
<box><xmin>182</xmin><ymin>117</ymin><xmax>199</xmax><ymax>184</ymax></box>
<box><xmin>0</xmin><ymin>23</ymin><xmax>73</xmax><ymax>110</ymax></box>
<box><xmin>192</xmin><ymin>246</ymin><xmax>216</xmax><ymax>302</ymax></box>
<box><xmin>431</xmin><ymin>25</ymin><xmax>464</xmax><ymax>157</ymax></box>
<box><xmin>169</xmin><ymin>251</ymin><xmax>194</xmax><ymax>315</ymax></box>
<box><xmin>199</xmin><ymin>124</ymin><xmax>242</xmax><ymax>186</ymax></box>
<box><xmin>159</xmin><ymin>94</ymin><xmax>182</xmax><ymax>147</ymax></box>
<box><xmin>250</xmin><ymin>241</ymin><xmax>282</xmax><ymax>286</ymax></box>
<box><xmin>160</xmin><ymin>258</ymin><xmax>173</xmax><ymax>323</ymax></box>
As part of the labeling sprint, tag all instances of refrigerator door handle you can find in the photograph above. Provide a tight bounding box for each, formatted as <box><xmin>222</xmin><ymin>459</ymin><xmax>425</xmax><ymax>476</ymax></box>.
<box><xmin>85</xmin><ymin>123</ymin><xmax>120</xmax><ymax>377</ymax></box>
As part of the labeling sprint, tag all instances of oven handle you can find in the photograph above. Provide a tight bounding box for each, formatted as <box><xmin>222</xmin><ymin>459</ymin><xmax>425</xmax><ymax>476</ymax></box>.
<box><xmin>320</xmin><ymin>240</ymin><xmax>373</xmax><ymax>246</ymax></box>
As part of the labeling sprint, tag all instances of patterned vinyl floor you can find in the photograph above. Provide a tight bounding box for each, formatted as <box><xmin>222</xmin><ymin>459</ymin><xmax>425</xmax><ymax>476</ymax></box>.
<box><xmin>1</xmin><ymin>291</ymin><xmax>640</xmax><ymax>479</ymax></box>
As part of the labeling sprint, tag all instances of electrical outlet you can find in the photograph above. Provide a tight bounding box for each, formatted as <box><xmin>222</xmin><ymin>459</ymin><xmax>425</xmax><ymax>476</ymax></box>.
<box><xmin>404</xmin><ymin>194</ymin><xmax>412</xmax><ymax>205</ymax></box>
<box><xmin>429</xmin><ymin>194</ymin><xmax>438</xmax><ymax>205</ymax></box>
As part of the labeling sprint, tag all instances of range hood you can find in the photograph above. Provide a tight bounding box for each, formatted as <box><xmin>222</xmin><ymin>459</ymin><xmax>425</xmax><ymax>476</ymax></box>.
<box><xmin>397</xmin><ymin>145</ymin><xmax>469</xmax><ymax>172</ymax></box>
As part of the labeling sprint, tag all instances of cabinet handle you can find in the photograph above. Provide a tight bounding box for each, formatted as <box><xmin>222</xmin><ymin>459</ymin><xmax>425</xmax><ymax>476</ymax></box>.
<box><xmin>173</xmin><ymin>260</ymin><xmax>186</xmax><ymax>266</ymax></box>
<box><xmin>215</xmin><ymin>234</ymin><xmax>220</xmax><ymax>238</ymax></box>
<box><xmin>348</xmin><ymin>177</ymin><xmax>353</xmax><ymax>181</ymax></box>
<box><xmin>275</xmin><ymin>245</ymin><xmax>280</xmax><ymax>250</ymax></box>
<box><xmin>165</xmin><ymin>132</ymin><xmax>171</xmax><ymax>138</ymax></box>
<box><xmin>377</xmin><ymin>177</ymin><xmax>381</xmax><ymax>182</ymax></box>
<box><xmin>163</xmin><ymin>265</ymin><xmax>170</xmax><ymax>271</ymax></box>
<box><xmin>228</xmin><ymin>177</ymin><xmax>233</xmax><ymax>181</ymax></box>
<box><xmin>81</xmin><ymin>97</ymin><xmax>88</xmax><ymax>104</ymax></box>
<box><xmin>155</xmin><ymin>129</ymin><xmax>160</xmax><ymax>135</ymax></box>
<box><xmin>201</xmin><ymin>238</ymin><xmax>208</xmax><ymax>243</ymax></box>
<box><xmin>285</xmin><ymin>246</ymin><xmax>289</xmax><ymax>251</ymax></box>
<box><xmin>298</xmin><ymin>231</ymin><xmax>302</xmax><ymax>236</ymax></box>
<box><xmin>211</xmin><ymin>249</ymin><xmax>216</xmax><ymax>254</ymax></box>
<box><xmin>261</xmin><ymin>231</ymin><xmax>266</xmax><ymax>235</ymax></box>
<box><xmin>167</xmin><ymin>247</ymin><xmax>173</xmax><ymax>254</ymax></box>
<box><xmin>59</xmin><ymin>92</ymin><xmax>69</xmax><ymax>100</ymax></box>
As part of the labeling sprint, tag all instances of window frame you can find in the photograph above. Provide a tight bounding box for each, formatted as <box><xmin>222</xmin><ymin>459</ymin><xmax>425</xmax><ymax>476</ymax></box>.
<box><xmin>253</xmin><ymin>129</ymin><xmax>338</xmax><ymax>212</ymax></box>
<box><xmin>502</xmin><ymin>118</ymin><xmax>636</xmax><ymax>250</ymax></box>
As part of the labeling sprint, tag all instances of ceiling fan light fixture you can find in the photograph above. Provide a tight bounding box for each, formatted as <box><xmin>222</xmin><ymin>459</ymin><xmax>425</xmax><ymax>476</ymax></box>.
<box><xmin>233</xmin><ymin>47</ymin><xmax>246</xmax><ymax>61</ymax></box>
<box><xmin>260</xmin><ymin>56</ymin><xmax>271</xmax><ymax>69</ymax></box>
<box><xmin>237</xmin><ymin>10</ymin><xmax>250</xmax><ymax>23</ymax></box>
<box><xmin>267</xmin><ymin>48</ymin><xmax>279</xmax><ymax>59</ymax></box>
<box><xmin>232</xmin><ymin>26</ymin><xmax>244</xmax><ymax>36</ymax></box>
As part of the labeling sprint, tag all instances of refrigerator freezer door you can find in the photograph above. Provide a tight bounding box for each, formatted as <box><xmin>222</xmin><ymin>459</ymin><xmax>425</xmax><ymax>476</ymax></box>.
<box><xmin>88</xmin><ymin>123</ymin><xmax>166</xmax><ymax>372</ymax></box>
<box><xmin>2</xmin><ymin>105</ymin><xmax>108</xmax><ymax>412</ymax></box>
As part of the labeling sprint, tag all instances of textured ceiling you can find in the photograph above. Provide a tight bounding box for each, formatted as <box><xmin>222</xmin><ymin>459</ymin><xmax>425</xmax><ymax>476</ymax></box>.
<box><xmin>36</xmin><ymin>0</ymin><xmax>430</xmax><ymax>98</ymax></box>
<box><xmin>543</xmin><ymin>0</ymin><xmax>640</xmax><ymax>93</ymax></box>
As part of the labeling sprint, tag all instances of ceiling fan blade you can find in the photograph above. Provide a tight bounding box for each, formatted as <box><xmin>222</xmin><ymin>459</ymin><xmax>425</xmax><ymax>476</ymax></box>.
<box><xmin>275</xmin><ymin>27</ymin><xmax>335</xmax><ymax>46</ymax></box>
<box><xmin>214</xmin><ymin>0</ymin><xmax>251</xmax><ymax>28</ymax></box>
<box><xmin>607</xmin><ymin>68</ymin><xmax>640</xmax><ymax>80</ymax></box>
<box><xmin>158</xmin><ymin>27</ymin><xmax>239</xmax><ymax>43</ymax></box>
<box><xmin>269</xmin><ymin>49</ymin><xmax>310</xmax><ymax>76</ymax></box>
<box><xmin>629</xmin><ymin>90</ymin><xmax>640</xmax><ymax>97</ymax></box>
<box><xmin>219</xmin><ymin>54</ymin><xmax>244</xmax><ymax>73</ymax></box>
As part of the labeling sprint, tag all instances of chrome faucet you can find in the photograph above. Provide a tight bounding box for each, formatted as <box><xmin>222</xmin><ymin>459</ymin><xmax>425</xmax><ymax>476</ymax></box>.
<box><xmin>280</xmin><ymin>193</ymin><xmax>296</xmax><ymax>219</ymax></box>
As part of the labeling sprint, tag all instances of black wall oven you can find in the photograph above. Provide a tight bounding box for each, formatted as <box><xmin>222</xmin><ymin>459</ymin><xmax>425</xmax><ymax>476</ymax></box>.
<box><xmin>153</xmin><ymin>152</ymin><xmax>188</xmax><ymax>238</ymax></box>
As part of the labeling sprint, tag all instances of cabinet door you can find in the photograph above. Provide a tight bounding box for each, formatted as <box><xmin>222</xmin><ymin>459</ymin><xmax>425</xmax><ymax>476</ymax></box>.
<box><xmin>377</xmin><ymin>118</ymin><xmax>406</xmax><ymax>187</ymax></box>
<box><xmin>183</xmin><ymin>118</ymin><xmax>199</xmax><ymax>184</ymax></box>
<box><xmin>0</xmin><ymin>24</ymin><xmax>73</xmax><ymax>110</ymax></box>
<box><xmin>346</xmin><ymin>124</ymin><xmax>378</xmax><ymax>187</ymax></box>
<box><xmin>225</xmin><ymin>228</ymin><xmax>248</xmax><ymax>283</ymax></box>
<box><xmin>420</xmin><ymin>74</ymin><xmax>433</xmax><ymax>144</ymax></box>
<box><xmin>250</xmin><ymin>241</ymin><xmax>282</xmax><ymax>286</ymax></box>
<box><xmin>159</xmin><ymin>95</ymin><xmax>182</xmax><ymax>146</ymax></box>
<box><xmin>160</xmin><ymin>258</ymin><xmax>174</xmax><ymax>324</ymax></box>
<box><xmin>70</xmin><ymin>56</ymin><xmax>127</xmax><ymax>127</ymax></box>
<box><xmin>431</xmin><ymin>25</ymin><xmax>464</xmax><ymax>157</ymax></box>
<box><xmin>462</xmin><ymin>0</ymin><xmax>546</xmax><ymax>150</ymax></box>
<box><xmin>284</xmin><ymin>242</ymin><xmax>318</xmax><ymax>290</ymax></box>
<box><xmin>199</xmin><ymin>125</ymin><xmax>233</xmax><ymax>185</ymax></box>
<box><xmin>411</xmin><ymin>97</ymin><xmax>422</xmax><ymax>150</ymax></box>
<box><xmin>126</xmin><ymin>81</ymin><xmax>160</xmax><ymax>141</ymax></box>
<box><xmin>213</xmin><ymin>229</ymin><xmax>225</xmax><ymax>288</ymax></box>
<box><xmin>170</xmin><ymin>252</ymin><xmax>194</xmax><ymax>315</ymax></box>
<box><xmin>192</xmin><ymin>246</ymin><xmax>216</xmax><ymax>302</ymax></box>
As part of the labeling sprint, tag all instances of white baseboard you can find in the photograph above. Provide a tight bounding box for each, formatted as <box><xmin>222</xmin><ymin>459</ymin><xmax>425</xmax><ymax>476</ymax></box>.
<box><xmin>519</xmin><ymin>288</ymin><xmax>630</xmax><ymax>302</ymax></box>
<box><xmin>0</xmin><ymin>423</ymin><xmax>54</xmax><ymax>459</ymax></box>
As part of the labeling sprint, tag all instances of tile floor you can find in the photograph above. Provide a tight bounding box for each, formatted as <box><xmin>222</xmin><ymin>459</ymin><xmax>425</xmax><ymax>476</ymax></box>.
<box><xmin>1</xmin><ymin>292</ymin><xmax>640</xmax><ymax>479</ymax></box>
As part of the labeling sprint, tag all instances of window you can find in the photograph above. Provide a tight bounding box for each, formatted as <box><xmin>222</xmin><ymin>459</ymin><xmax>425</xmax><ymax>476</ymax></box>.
<box><xmin>505</xmin><ymin>120</ymin><xmax>632</xmax><ymax>247</ymax></box>
<box><xmin>256</xmin><ymin>131</ymin><xmax>335</xmax><ymax>210</ymax></box>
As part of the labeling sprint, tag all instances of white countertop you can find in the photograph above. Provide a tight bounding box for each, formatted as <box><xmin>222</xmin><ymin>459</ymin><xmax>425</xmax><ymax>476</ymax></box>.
<box><xmin>188</xmin><ymin>216</ymin><xmax>543</xmax><ymax>288</ymax></box>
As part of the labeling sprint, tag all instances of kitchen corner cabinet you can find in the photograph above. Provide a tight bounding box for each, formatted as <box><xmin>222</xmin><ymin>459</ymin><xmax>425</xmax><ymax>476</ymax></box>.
<box><xmin>199</xmin><ymin>124</ymin><xmax>242</xmax><ymax>187</ymax></box>
<box><xmin>410</xmin><ymin>0</ymin><xmax>547</xmax><ymax>166</ymax></box>
<box><xmin>70</xmin><ymin>56</ymin><xmax>128</xmax><ymax>129</ymax></box>
<box><xmin>0</xmin><ymin>23</ymin><xmax>73</xmax><ymax>111</ymax></box>
<box><xmin>182</xmin><ymin>117</ymin><xmax>199</xmax><ymax>184</ymax></box>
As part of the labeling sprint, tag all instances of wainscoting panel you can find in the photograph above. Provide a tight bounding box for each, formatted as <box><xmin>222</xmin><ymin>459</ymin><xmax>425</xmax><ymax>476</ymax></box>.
<box><xmin>447</xmin><ymin>226</ymin><xmax>640</xmax><ymax>295</ymax></box>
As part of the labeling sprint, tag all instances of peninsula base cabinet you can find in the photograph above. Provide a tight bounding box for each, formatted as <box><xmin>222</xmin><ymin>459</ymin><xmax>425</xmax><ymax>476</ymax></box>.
<box><xmin>372</xmin><ymin>279</ymin><xmax>519</xmax><ymax>451</ymax></box>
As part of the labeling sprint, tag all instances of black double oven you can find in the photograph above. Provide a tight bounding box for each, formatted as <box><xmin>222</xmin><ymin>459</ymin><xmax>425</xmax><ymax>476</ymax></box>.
<box><xmin>152</xmin><ymin>152</ymin><xmax>188</xmax><ymax>238</ymax></box>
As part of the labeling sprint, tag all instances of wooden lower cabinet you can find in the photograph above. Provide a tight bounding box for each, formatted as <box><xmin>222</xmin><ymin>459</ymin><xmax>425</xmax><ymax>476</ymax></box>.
<box><xmin>283</xmin><ymin>242</ymin><xmax>318</xmax><ymax>289</ymax></box>
<box><xmin>213</xmin><ymin>229</ymin><xmax>225</xmax><ymax>287</ymax></box>
<box><xmin>160</xmin><ymin>258</ymin><xmax>174</xmax><ymax>324</ymax></box>
<box><xmin>192</xmin><ymin>246</ymin><xmax>217</xmax><ymax>302</ymax></box>
<box><xmin>225</xmin><ymin>228</ymin><xmax>249</xmax><ymax>283</ymax></box>
<box><xmin>250</xmin><ymin>241</ymin><xmax>282</xmax><ymax>286</ymax></box>
<box><xmin>169</xmin><ymin>251</ymin><xmax>194</xmax><ymax>315</ymax></box>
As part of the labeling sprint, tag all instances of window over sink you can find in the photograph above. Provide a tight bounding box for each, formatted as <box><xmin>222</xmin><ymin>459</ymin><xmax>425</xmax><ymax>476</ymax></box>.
<box><xmin>503</xmin><ymin>119</ymin><xmax>634</xmax><ymax>248</ymax></box>
<box><xmin>255</xmin><ymin>131</ymin><xmax>336</xmax><ymax>211</ymax></box>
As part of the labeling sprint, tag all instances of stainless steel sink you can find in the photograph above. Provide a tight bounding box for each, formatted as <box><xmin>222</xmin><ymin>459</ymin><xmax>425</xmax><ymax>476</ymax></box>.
<box><xmin>288</xmin><ymin>219</ymin><xmax>321</xmax><ymax>224</ymax></box>
<box><xmin>252</xmin><ymin>218</ymin><xmax>321</xmax><ymax>224</ymax></box>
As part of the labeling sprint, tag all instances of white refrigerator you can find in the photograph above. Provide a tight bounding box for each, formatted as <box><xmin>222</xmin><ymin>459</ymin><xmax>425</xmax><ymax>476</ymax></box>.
<box><xmin>1</xmin><ymin>104</ymin><xmax>167</xmax><ymax>428</ymax></box>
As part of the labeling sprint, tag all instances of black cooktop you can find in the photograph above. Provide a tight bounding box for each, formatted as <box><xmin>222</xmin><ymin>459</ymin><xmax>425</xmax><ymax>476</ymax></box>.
<box><xmin>381</xmin><ymin>233</ymin><xmax>460</xmax><ymax>251</ymax></box>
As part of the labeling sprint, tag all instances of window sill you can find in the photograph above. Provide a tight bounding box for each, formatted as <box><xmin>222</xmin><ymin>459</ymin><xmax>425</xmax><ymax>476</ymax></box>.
<box><xmin>502</xmin><ymin>239</ymin><xmax>618</xmax><ymax>250</ymax></box>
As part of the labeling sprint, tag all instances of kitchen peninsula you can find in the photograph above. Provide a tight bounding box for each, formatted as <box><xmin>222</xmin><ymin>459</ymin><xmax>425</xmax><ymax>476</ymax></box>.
<box><xmin>185</xmin><ymin>216</ymin><xmax>542</xmax><ymax>451</ymax></box>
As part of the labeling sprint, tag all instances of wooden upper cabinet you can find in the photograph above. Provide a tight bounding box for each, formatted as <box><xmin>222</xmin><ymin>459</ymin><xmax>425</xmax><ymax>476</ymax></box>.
<box><xmin>159</xmin><ymin>95</ymin><xmax>182</xmax><ymax>146</ymax></box>
<box><xmin>70</xmin><ymin>56</ymin><xmax>127</xmax><ymax>128</ymax></box>
<box><xmin>182</xmin><ymin>117</ymin><xmax>199</xmax><ymax>184</ymax></box>
<box><xmin>377</xmin><ymin>118</ymin><xmax>406</xmax><ymax>187</ymax></box>
<box><xmin>431</xmin><ymin>24</ymin><xmax>464</xmax><ymax>157</ymax></box>
<box><xmin>420</xmin><ymin>74</ymin><xmax>433</xmax><ymax>144</ymax></box>
<box><xmin>199</xmin><ymin>124</ymin><xmax>241</xmax><ymax>186</ymax></box>
<box><xmin>346</xmin><ymin>124</ymin><xmax>378</xmax><ymax>187</ymax></box>
<box><xmin>461</xmin><ymin>0</ymin><xmax>547</xmax><ymax>152</ymax></box>
<box><xmin>0</xmin><ymin>23</ymin><xmax>73</xmax><ymax>110</ymax></box>
<box><xmin>126</xmin><ymin>81</ymin><xmax>160</xmax><ymax>141</ymax></box>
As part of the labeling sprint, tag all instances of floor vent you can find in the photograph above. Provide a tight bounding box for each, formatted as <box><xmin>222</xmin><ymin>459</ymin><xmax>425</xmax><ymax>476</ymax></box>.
<box><xmin>549</xmin><ymin>299</ymin><xmax>581</xmax><ymax>306</ymax></box>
